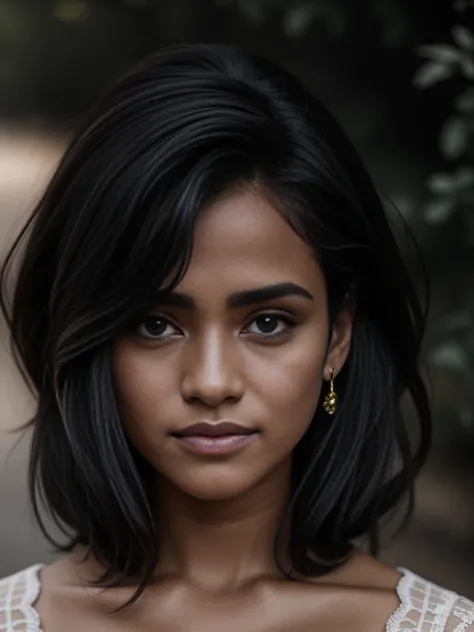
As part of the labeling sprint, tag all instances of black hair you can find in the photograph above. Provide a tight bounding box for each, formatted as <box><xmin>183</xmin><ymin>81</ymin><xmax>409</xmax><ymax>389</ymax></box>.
<box><xmin>0</xmin><ymin>43</ymin><xmax>431</xmax><ymax>609</ymax></box>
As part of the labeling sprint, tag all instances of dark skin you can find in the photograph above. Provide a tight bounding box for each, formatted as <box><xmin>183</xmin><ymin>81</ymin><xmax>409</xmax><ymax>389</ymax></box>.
<box><xmin>35</xmin><ymin>187</ymin><xmax>402</xmax><ymax>631</ymax></box>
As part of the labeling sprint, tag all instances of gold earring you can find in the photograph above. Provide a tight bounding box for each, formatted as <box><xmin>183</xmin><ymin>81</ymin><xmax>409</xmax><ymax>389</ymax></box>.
<box><xmin>323</xmin><ymin>369</ymin><xmax>337</xmax><ymax>415</ymax></box>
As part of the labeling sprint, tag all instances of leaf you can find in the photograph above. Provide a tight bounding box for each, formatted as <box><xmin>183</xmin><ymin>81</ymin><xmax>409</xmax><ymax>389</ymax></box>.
<box><xmin>426</xmin><ymin>172</ymin><xmax>456</xmax><ymax>194</ymax></box>
<box><xmin>282</xmin><ymin>2</ymin><xmax>322</xmax><ymax>38</ymax></box>
<box><xmin>423</xmin><ymin>197</ymin><xmax>456</xmax><ymax>223</ymax></box>
<box><xmin>430</xmin><ymin>341</ymin><xmax>468</xmax><ymax>370</ymax></box>
<box><xmin>460</xmin><ymin>57</ymin><xmax>474</xmax><ymax>79</ymax></box>
<box><xmin>452</xmin><ymin>24</ymin><xmax>474</xmax><ymax>50</ymax></box>
<box><xmin>455</xmin><ymin>86</ymin><xmax>474</xmax><ymax>111</ymax></box>
<box><xmin>418</xmin><ymin>44</ymin><xmax>464</xmax><ymax>63</ymax></box>
<box><xmin>413</xmin><ymin>61</ymin><xmax>454</xmax><ymax>88</ymax></box>
<box><xmin>453</xmin><ymin>166</ymin><xmax>474</xmax><ymax>188</ymax></box>
<box><xmin>439</xmin><ymin>116</ymin><xmax>467</xmax><ymax>159</ymax></box>
<box><xmin>427</xmin><ymin>168</ymin><xmax>474</xmax><ymax>194</ymax></box>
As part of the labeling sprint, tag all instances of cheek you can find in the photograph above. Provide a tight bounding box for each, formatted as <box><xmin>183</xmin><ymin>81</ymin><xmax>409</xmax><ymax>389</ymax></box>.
<box><xmin>248</xmin><ymin>338</ymin><xmax>326</xmax><ymax>440</ymax></box>
<box><xmin>113</xmin><ymin>343</ymin><xmax>175</xmax><ymax>438</ymax></box>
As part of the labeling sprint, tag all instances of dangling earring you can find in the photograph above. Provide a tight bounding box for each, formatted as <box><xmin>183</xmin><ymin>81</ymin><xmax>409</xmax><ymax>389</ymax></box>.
<box><xmin>323</xmin><ymin>368</ymin><xmax>337</xmax><ymax>415</ymax></box>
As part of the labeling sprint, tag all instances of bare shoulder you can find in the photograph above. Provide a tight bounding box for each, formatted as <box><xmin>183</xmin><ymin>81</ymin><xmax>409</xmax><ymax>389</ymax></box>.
<box><xmin>34</xmin><ymin>551</ymin><xmax>474</xmax><ymax>632</ymax></box>
<box><xmin>31</xmin><ymin>551</ymin><xmax>404</xmax><ymax>632</ymax></box>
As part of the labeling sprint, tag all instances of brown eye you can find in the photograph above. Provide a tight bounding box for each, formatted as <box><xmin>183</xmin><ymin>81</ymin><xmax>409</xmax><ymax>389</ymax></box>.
<box><xmin>255</xmin><ymin>315</ymin><xmax>279</xmax><ymax>334</ymax></box>
<box><xmin>244</xmin><ymin>314</ymin><xmax>295</xmax><ymax>338</ymax></box>
<box><xmin>137</xmin><ymin>316</ymin><xmax>180</xmax><ymax>340</ymax></box>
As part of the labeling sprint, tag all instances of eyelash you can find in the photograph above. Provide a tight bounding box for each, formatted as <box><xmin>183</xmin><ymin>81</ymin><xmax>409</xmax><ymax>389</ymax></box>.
<box><xmin>134</xmin><ymin>312</ymin><xmax>297</xmax><ymax>343</ymax></box>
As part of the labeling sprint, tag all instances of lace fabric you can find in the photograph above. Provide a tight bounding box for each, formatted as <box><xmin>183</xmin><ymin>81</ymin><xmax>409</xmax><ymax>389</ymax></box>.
<box><xmin>0</xmin><ymin>564</ymin><xmax>473</xmax><ymax>631</ymax></box>
<box><xmin>388</xmin><ymin>569</ymin><xmax>474</xmax><ymax>632</ymax></box>
<box><xmin>0</xmin><ymin>564</ymin><xmax>45</xmax><ymax>632</ymax></box>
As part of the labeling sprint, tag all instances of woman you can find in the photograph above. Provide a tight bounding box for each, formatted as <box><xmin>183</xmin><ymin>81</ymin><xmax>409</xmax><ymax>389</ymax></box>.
<box><xmin>0</xmin><ymin>44</ymin><xmax>472</xmax><ymax>632</ymax></box>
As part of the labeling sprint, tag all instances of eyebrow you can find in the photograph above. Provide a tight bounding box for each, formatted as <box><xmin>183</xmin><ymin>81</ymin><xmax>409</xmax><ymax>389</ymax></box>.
<box><xmin>152</xmin><ymin>282</ymin><xmax>314</xmax><ymax>310</ymax></box>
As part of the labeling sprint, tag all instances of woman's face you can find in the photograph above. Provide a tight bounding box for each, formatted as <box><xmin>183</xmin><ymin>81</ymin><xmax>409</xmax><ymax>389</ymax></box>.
<box><xmin>114</xmin><ymin>187</ymin><xmax>352</xmax><ymax>500</ymax></box>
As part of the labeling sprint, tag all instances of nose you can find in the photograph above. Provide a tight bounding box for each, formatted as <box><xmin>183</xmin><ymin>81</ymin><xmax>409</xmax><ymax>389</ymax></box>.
<box><xmin>181</xmin><ymin>329</ymin><xmax>244</xmax><ymax>409</ymax></box>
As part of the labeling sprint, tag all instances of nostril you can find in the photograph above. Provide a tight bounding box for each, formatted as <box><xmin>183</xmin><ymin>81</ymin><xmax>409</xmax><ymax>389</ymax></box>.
<box><xmin>181</xmin><ymin>377</ymin><xmax>244</xmax><ymax>407</ymax></box>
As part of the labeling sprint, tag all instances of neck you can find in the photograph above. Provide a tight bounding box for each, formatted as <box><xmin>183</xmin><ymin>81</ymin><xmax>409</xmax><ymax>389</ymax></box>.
<box><xmin>155</xmin><ymin>459</ymin><xmax>293</xmax><ymax>591</ymax></box>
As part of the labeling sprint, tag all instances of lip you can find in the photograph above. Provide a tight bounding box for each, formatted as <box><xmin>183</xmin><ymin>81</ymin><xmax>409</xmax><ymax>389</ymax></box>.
<box><xmin>174</xmin><ymin>433</ymin><xmax>257</xmax><ymax>455</ymax></box>
<box><xmin>171</xmin><ymin>421</ymin><xmax>258</xmax><ymax>455</ymax></box>
<box><xmin>172</xmin><ymin>421</ymin><xmax>255</xmax><ymax>438</ymax></box>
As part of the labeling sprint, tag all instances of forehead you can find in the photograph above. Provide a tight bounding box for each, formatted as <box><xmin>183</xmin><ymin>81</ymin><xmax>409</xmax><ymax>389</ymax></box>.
<box><xmin>176</xmin><ymin>187</ymin><xmax>325</xmax><ymax>297</ymax></box>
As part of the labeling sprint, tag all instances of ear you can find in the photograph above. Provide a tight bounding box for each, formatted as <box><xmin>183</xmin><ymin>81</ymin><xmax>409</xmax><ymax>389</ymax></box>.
<box><xmin>323</xmin><ymin>302</ymin><xmax>354</xmax><ymax>381</ymax></box>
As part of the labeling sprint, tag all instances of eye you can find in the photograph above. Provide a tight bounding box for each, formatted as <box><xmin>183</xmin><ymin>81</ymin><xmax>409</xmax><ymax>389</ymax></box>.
<box><xmin>136</xmin><ymin>315</ymin><xmax>181</xmax><ymax>340</ymax></box>
<box><xmin>243</xmin><ymin>314</ymin><xmax>295</xmax><ymax>339</ymax></box>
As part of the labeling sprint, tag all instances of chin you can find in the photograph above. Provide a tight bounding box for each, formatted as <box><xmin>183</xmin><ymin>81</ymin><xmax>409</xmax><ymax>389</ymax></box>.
<box><xmin>172</xmin><ymin>473</ymin><xmax>257</xmax><ymax>502</ymax></box>
<box><xmin>187</xmin><ymin>488</ymin><xmax>246</xmax><ymax>501</ymax></box>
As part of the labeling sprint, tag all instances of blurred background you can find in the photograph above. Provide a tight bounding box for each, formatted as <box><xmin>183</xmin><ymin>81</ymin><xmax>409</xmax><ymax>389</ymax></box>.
<box><xmin>0</xmin><ymin>0</ymin><xmax>473</xmax><ymax>595</ymax></box>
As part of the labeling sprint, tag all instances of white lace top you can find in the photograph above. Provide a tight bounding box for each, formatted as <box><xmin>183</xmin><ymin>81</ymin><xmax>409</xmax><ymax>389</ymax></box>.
<box><xmin>0</xmin><ymin>564</ymin><xmax>473</xmax><ymax>632</ymax></box>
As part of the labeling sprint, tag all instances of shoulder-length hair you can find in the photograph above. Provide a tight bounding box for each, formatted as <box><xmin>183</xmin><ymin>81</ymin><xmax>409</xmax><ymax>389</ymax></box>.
<box><xmin>0</xmin><ymin>43</ymin><xmax>430</xmax><ymax>608</ymax></box>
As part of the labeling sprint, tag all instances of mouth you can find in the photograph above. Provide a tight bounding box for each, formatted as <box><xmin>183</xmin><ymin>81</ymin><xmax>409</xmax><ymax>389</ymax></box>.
<box><xmin>171</xmin><ymin>421</ymin><xmax>256</xmax><ymax>438</ymax></box>
<box><xmin>171</xmin><ymin>421</ymin><xmax>258</xmax><ymax>455</ymax></box>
